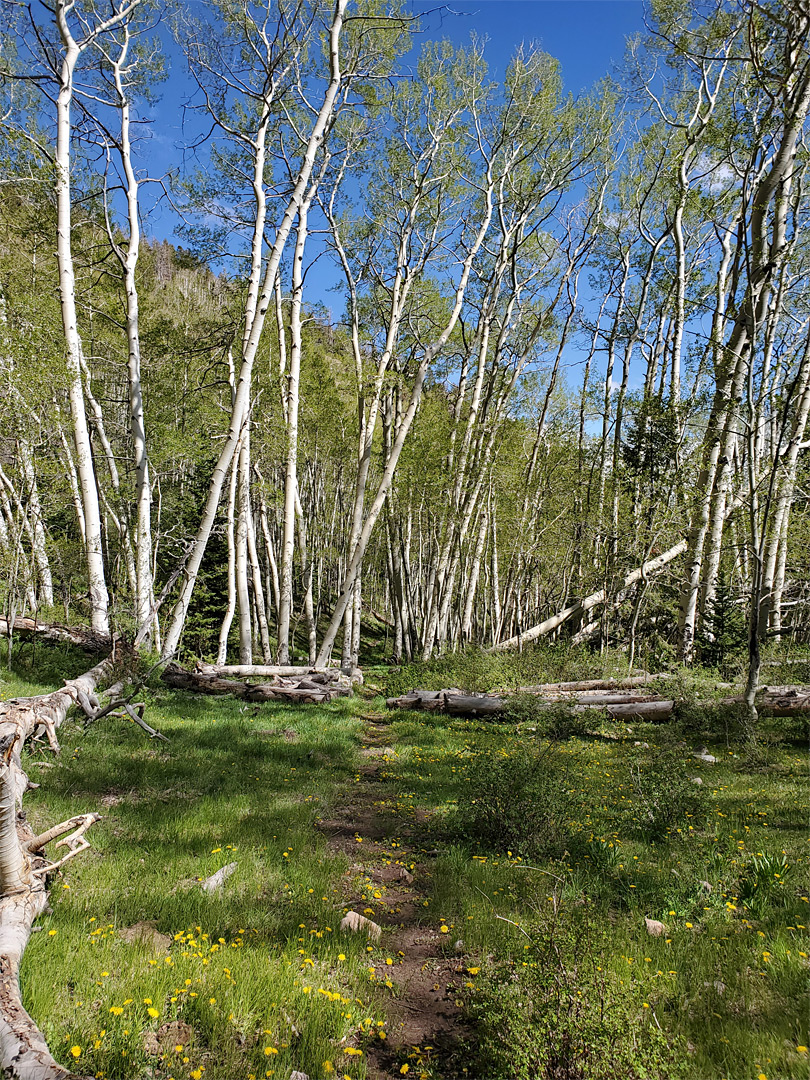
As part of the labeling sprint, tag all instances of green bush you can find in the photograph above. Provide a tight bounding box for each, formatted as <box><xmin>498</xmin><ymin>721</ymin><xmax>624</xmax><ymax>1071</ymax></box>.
<box><xmin>503</xmin><ymin>694</ymin><xmax>589</xmax><ymax>740</ymax></box>
<box><xmin>454</xmin><ymin>742</ymin><xmax>573</xmax><ymax>857</ymax></box>
<box><xmin>628</xmin><ymin>747</ymin><xmax>708</xmax><ymax>841</ymax></box>
<box><xmin>469</xmin><ymin>920</ymin><xmax>690</xmax><ymax>1080</ymax></box>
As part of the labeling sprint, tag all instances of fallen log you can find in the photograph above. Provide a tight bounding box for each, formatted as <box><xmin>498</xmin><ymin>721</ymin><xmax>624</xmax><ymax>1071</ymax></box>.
<box><xmin>163</xmin><ymin>663</ymin><xmax>352</xmax><ymax>702</ymax></box>
<box><xmin>602</xmin><ymin>700</ymin><xmax>675</xmax><ymax>720</ymax></box>
<box><xmin>387</xmin><ymin>683</ymin><xmax>810</xmax><ymax>720</ymax></box>
<box><xmin>0</xmin><ymin>615</ymin><xmax>112</xmax><ymax>653</ymax></box>
<box><xmin>0</xmin><ymin>655</ymin><xmax>116</xmax><ymax>1079</ymax></box>
<box><xmin>720</xmin><ymin>687</ymin><xmax>810</xmax><ymax>715</ymax></box>
<box><xmin>197</xmin><ymin>662</ymin><xmax>330</xmax><ymax>678</ymax></box>
<box><xmin>195</xmin><ymin>662</ymin><xmax>361</xmax><ymax>685</ymax></box>
<box><xmin>509</xmin><ymin>675</ymin><xmax>675</xmax><ymax>693</ymax></box>
<box><xmin>385</xmin><ymin>689</ymin><xmax>670</xmax><ymax>718</ymax></box>
<box><xmin>490</xmin><ymin>540</ymin><xmax>688</xmax><ymax>652</ymax></box>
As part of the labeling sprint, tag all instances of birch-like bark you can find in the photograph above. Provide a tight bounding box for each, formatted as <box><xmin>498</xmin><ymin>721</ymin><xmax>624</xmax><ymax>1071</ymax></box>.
<box><xmin>108</xmin><ymin>27</ymin><xmax>156</xmax><ymax>642</ymax></box>
<box><xmin>217</xmin><ymin>455</ymin><xmax>239</xmax><ymax>664</ymax></box>
<box><xmin>277</xmin><ymin>202</ymin><xmax>309</xmax><ymax>664</ymax></box>
<box><xmin>17</xmin><ymin>441</ymin><xmax>53</xmax><ymax>608</ymax></box>
<box><xmin>236</xmin><ymin>431</ymin><xmax>253</xmax><ymax>664</ymax></box>
<box><xmin>161</xmin><ymin>0</ymin><xmax>348</xmax><ymax>660</ymax></box>
<box><xmin>54</xmin><ymin>0</ymin><xmax>135</xmax><ymax>634</ymax></box>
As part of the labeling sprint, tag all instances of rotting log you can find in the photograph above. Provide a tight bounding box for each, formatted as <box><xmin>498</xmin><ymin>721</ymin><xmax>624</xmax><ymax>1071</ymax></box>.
<box><xmin>386</xmin><ymin>682</ymin><xmax>810</xmax><ymax>721</ymax></box>
<box><xmin>163</xmin><ymin>663</ymin><xmax>352</xmax><ymax>703</ymax></box>
<box><xmin>0</xmin><ymin>656</ymin><xmax>117</xmax><ymax>1079</ymax></box>
<box><xmin>507</xmin><ymin>675</ymin><xmax>675</xmax><ymax>693</ymax></box>
<box><xmin>0</xmin><ymin>616</ymin><xmax>111</xmax><ymax>654</ymax></box>
<box><xmin>721</xmin><ymin>687</ymin><xmax>810</xmax><ymax>715</ymax></box>
<box><xmin>385</xmin><ymin>688</ymin><xmax>670</xmax><ymax>718</ymax></box>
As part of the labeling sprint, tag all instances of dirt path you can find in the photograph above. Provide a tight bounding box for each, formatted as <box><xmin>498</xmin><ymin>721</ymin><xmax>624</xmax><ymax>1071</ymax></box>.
<box><xmin>316</xmin><ymin>712</ymin><xmax>472</xmax><ymax>1079</ymax></box>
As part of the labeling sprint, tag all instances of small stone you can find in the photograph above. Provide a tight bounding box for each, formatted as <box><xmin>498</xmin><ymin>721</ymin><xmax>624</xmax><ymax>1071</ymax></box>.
<box><xmin>693</xmin><ymin>746</ymin><xmax>717</xmax><ymax>764</ymax></box>
<box><xmin>454</xmin><ymin>940</ymin><xmax>464</xmax><ymax>953</ymax></box>
<box><xmin>289</xmin><ymin>1072</ymin><xmax>309</xmax><ymax>1080</ymax></box>
<box><xmin>119</xmin><ymin>921</ymin><xmax>172</xmax><ymax>951</ymax></box>
<box><xmin>645</xmin><ymin>917</ymin><xmax>666</xmax><ymax>937</ymax></box>
<box><xmin>143</xmin><ymin>1020</ymin><xmax>194</xmax><ymax>1056</ymax></box>
<box><xmin>200</xmin><ymin>862</ymin><xmax>237</xmax><ymax>894</ymax></box>
<box><xmin>397</xmin><ymin>867</ymin><xmax>414</xmax><ymax>884</ymax></box>
<box><xmin>340</xmin><ymin>910</ymin><xmax>382</xmax><ymax>942</ymax></box>
<box><xmin>699</xmin><ymin>880</ymin><xmax>712</xmax><ymax>893</ymax></box>
<box><xmin>690</xmin><ymin>776</ymin><xmax>703</xmax><ymax>785</ymax></box>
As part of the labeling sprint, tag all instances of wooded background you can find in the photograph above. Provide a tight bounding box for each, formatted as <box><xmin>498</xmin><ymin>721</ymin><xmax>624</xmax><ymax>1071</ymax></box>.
<box><xmin>1</xmin><ymin>0</ymin><xmax>808</xmax><ymax>676</ymax></box>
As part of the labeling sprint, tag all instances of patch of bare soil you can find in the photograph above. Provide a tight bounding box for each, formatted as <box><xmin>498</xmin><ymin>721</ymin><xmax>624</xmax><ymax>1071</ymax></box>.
<box><xmin>316</xmin><ymin>713</ymin><xmax>473</xmax><ymax>1079</ymax></box>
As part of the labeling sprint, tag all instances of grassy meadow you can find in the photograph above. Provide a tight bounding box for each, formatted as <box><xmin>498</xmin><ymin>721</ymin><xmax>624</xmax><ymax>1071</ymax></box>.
<box><xmin>2</xmin><ymin>642</ymin><xmax>808</xmax><ymax>1080</ymax></box>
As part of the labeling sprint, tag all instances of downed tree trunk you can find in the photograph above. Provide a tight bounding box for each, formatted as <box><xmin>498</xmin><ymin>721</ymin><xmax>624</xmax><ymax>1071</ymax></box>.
<box><xmin>162</xmin><ymin>663</ymin><xmax>352</xmax><ymax>703</ymax></box>
<box><xmin>721</xmin><ymin>686</ymin><xmax>810</xmax><ymax>715</ymax></box>
<box><xmin>385</xmin><ymin>688</ymin><xmax>676</xmax><ymax>721</ymax></box>
<box><xmin>387</xmin><ymin>682</ymin><xmax>810</xmax><ymax>720</ymax></box>
<box><xmin>0</xmin><ymin>616</ymin><xmax>111</xmax><ymax>654</ymax></box>
<box><xmin>0</xmin><ymin>655</ymin><xmax>117</xmax><ymax>1079</ymax></box>
<box><xmin>196</xmin><ymin>661</ymin><xmax>362</xmax><ymax>684</ymax></box>
<box><xmin>507</xmin><ymin>675</ymin><xmax>675</xmax><ymax>693</ymax></box>
<box><xmin>490</xmin><ymin>540</ymin><xmax>688</xmax><ymax>651</ymax></box>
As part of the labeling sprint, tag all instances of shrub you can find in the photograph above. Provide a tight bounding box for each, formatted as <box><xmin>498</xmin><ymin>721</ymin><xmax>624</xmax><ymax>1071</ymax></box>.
<box><xmin>502</xmin><ymin>695</ymin><xmax>589</xmax><ymax>740</ymax></box>
<box><xmin>469</xmin><ymin>919</ymin><xmax>690</xmax><ymax>1080</ymax></box>
<box><xmin>628</xmin><ymin>747</ymin><xmax>708</xmax><ymax>841</ymax></box>
<box><xmin>454</xmin><ymin>742</ymin><xmax>573</xmax><ymax>858</ymax></box>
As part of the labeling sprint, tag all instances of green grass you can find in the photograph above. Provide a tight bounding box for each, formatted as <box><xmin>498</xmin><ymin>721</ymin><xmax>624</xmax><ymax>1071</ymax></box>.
<box><xmin>2</xmin><ymin>646</ymin><xmax>387</xmax><ymax>1080</ymax></box>
<box><xmin>2</xmin><ymin>642</ymin><xmax>809</xmax><ymax>1080</ymax></box>
<box><xmin>377</xmin><ymin>704</ymin><xmax>809</xmax><ymax>1080</ymax></box>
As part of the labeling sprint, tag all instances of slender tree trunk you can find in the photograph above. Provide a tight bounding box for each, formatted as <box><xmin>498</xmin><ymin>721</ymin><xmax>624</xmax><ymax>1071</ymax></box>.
<box><xmin>54</xmin><ymin>7</ymin><xmax>110</xmax><ymax>634</ymax></box>
<box><xmin>236</xmin><ymin>431</ymin><xmax>253</xmax><ymax>664</ymax></box>
<box><xmin>161</xmin><ymin>0</ymin><xmax>348</xmax><ymax>659</ymax></box>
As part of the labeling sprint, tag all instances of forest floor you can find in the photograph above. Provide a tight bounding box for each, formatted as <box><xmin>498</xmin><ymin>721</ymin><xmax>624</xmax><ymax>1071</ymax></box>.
<box><xmin>2</xmin><ymin>642</ymin><xmax>809</xmax><ymax>1080</ymax></box>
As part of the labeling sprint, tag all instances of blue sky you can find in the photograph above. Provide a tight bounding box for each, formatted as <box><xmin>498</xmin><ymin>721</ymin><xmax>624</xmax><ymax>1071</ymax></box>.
<box><xmin>409</xmin><ymin>0</ymin><xmax>645</xmax><ymax>95</ymax></box>
<box><xmin>146</xmin><ymin>1</ymin><xmax>646</xmax><ymax>248</ymax></box>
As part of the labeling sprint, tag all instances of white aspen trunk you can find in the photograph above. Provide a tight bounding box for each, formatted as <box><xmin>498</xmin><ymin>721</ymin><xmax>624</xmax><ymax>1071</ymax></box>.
<box><xmin>57</xmin><ymin>423</ymin><xmax>86</xmax><ymax>546</ymax></box>
<box><xmin>316</xmin><ymin>170</ymin><xmax>497</xmax><ymax>666</ymax></box>
<box><xmin>491</xmin><ymin>506</ymin><xmax>501</xmax><ymax>646</ymax></box>
<box><xmin>247</xmin><ymin>498</ymin><xmax>272</xmax><ymax>662</ymax></box>
<box><xmin>111</xmin><ymin>36</ymin><xmax>156</xmax><ymax>643</ymax></box>
<box><xmin>759</xmin><ymin>334</ymin><xmax>810</xmax><ymax>634</ymax></box>
<box><xmin>161</xmin><ymin>0</ymin><xmax>348</xmax><ymax>660</ymax></box>
<box><xmin>294</xmin><ymin>489</ymin><xmax>317</xmax><ymax>665</ymax></box>
<box><xmin>79</xmin><ymin>356</ymin><xmax>138</xmax><ymax>600</ymax></box>
<box><xmin>236</xmin><ymin>432</ymin><xmax>253</xmax><ymax>665</ymax></box>
<box><xmin>217</xmin><ymin>456</ymin><xmax>239</xmax><ymax>665</ymax></box>
<box><xmin>54</xmin><ymin>4</ymin><xmax>110</xmax><ymax>635</ymax></box>
<box><xmin>596</xmin><ymin>253</ymin><xmax>630</xmax><ymax>549</ymax></box>
<box><xmin>0</xmin><ymin>477</ymin><xmax>38</xmax><ymax>615</ymax></box>
<box><xmin>349</xmin><ymin>575</ymin><xmax>362</xmax><ymax>668</ymax></box>
<box><xmin>277</xmin><ymin>204</ymin><xmax>308</xmax><ymax>664</ymax></box>
<box><xmin>17</xmin><ymin>441</ymin><xmax>53</xmax><ymax>607</ymax></box>
<box><xmin>461</xmin><ymin>508</ymin><xmax>488</xmax><ymax>641</ymax></box>
<box><xmin>258</xmin><ymin>489</ymin><xmax>281</xmax><ymax>620</ymax></box>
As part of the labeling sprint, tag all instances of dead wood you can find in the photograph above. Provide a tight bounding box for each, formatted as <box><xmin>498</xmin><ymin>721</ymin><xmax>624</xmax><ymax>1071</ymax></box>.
<box><xmin>0</xmin><ymin>656</ymin><xmax>118</xmax><ymax>1079</ymax></box>
<box><xmin>509</xmin><ymin>675</ymin><xmax>674</xmax><ymax>693</ymax></box>
<box><xmin>163</xmin><ymin>663</ymin><xmax>353</xmax><ymax>703</ymax></box>
<box><xmin>385</xmin><ymin>688</ymin><xmax>674</xmax><ymax>719</ymax></box>
<box><xmin>490</xmin><ymin>540</ymin><xmax>688</xmax><ymax>652</ymax></box>
<box><xmin>386</xmin><ymin>680</ymin><xmax>810</xmax><ymax>720</ymax></box>
<box><xmin>0</xmin><ymin>615</ymin><xmax>112</xmax><ymax>654</ymax></box>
